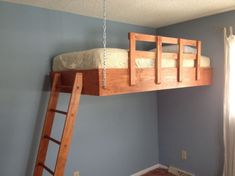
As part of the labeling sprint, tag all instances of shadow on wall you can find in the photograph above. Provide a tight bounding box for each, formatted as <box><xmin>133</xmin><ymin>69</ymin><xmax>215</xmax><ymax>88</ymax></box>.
<box><xmin>24</xmin><ymin>75</ymin><xmax>50</xmax><ymax>176</ymax></box>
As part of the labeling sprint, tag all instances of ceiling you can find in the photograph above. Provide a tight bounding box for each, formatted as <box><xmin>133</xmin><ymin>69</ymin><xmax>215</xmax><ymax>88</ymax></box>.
<box><xmin>2</xmin><ymin>0</ymin><xmax>235</xmax><ymax>28</ymax></box>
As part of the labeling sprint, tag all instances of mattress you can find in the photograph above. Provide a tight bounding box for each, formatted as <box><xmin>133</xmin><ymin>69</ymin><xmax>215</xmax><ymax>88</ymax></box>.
<box><xmin>53</xmin><ymin>47</ymin><xmax>210</xmax><ymax>71</ymax></box>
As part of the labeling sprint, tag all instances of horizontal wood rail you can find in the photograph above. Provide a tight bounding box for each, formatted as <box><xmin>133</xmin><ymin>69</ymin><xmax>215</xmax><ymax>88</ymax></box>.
<box><xmin>38</xmin><ymin>163</ymin><xmax>54</xmax><ymax>175</ymax></box>
<box><xmin>136</xmin><ymin>51</ymin><xmax>155</xmax><ymax>58</ymax></box>
<box><xmin>181</xmin><ymin>39</ymin><xmax>197</xmax><ymax>46</ymax></box>
<box><xmin>132</xmin><ymin>33</ymin><xmax>156</xmax><ymax>42</ymax></box>
<box><xmin>56</xmin><ymin>85</ymin><xmax>72</xmax><ymax>91</ymax></box>
<box><xmin>128</xmin><ymin>32</ymin><xmax>201</xmax><ymax>86</ymax></box>
<box><xmin>135</xmin><ymin>51</ymin><xmax>196</xmax><ymax>60</ymax></box>
<box><xmin>50</xmin><ymin>109</ymin><xmax>67</xmax><ymax>115</ymax></box>
<box><xmin>44</xmin><ymin>135</ymin><xmax>61</xmax><ymax>145</ymax></box>
<box><xmin>161</xmin><ymin>36</ymin><xmax>178</xmax><ymax>44</ymax></box>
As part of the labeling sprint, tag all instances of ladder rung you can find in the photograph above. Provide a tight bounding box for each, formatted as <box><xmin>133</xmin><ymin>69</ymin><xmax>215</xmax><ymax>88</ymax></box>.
<box><xmin>56</xmin><ymin>85</ymin><xmax>72</xmax><ymax>90</ymax></box>
<box><xmin>44</xmin><ymin>135</ymin><xmax>61</xmax><ymax>145</ymax></box>
<box><xmin>38</xmin><ymin>163</ymin><xmax>54</xmax><ymax>175</ymax></box>
<box><xmin>50</xmin><ymin>109</ymin><xmax>67</xmax><ymax>115</ymax></box>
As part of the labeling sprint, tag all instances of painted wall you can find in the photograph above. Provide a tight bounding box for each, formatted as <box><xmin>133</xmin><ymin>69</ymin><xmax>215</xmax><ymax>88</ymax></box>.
<box><xmin>0</xmin><ymin>2</ymin><xmax>159</xmax><ymax>176</ymax></box>
<box><xmin>156</xmin><ymin>11</ymin><xmax>235</xmax><ymax>176</ymax></box>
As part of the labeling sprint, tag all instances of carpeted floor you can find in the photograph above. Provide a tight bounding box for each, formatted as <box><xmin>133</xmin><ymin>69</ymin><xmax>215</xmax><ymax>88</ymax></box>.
<box><xmin>142</xmin><ymin>168</ymin><xmax>175</xmax><ymax>176</ymax></box>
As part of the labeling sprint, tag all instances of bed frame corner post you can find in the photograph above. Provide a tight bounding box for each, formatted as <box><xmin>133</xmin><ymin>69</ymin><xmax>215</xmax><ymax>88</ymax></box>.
<box><xmin>196</xmin><ymin>40</ymin><xmax>201</xmax><ymax>80</ymax></box>
<box><xmin>129</xmin><ymin>32</ymin><xmax>136</xmax><ymax>86</ymax></box>
<box><xmin>178</xmin><ymin>38</ymin><xmax>183</xmax><ymax>82</ymax></box>
<box><xmin>156</xmin><ymin>36</ymin><xmax>162</xmax><ymax>84</ymax></box>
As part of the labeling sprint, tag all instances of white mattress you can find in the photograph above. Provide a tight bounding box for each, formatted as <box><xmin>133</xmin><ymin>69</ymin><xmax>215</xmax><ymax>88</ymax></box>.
<box><xmin>53</xmin><ymin>47</ymin><xmax>210</xmax><ymax>71</ymax></box>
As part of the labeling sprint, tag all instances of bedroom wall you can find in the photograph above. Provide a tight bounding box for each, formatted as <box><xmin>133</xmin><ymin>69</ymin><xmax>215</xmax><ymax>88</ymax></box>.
<box><xmin>155</xmin><ymin>11</ymin><xmax>235</xmax><ymax>176</ymax></box>
<box><xmin>0</xmin><ymin>2</ymin><xmax>158</xmax><ymax>176</ymax></box>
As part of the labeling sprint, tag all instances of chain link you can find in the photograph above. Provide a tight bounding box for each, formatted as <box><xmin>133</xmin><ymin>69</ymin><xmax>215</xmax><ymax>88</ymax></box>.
<box><xmin>102</xmin><ymin>0</ymin><xmax>107</xmax><ymax>88</ymax></box>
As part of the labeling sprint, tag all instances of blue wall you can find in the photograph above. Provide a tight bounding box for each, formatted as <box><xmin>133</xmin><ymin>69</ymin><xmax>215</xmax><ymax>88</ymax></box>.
<box><xmin>156</xmin><ymin>11</ymin><xmax>235</xmax><ymax>176</ymax></box>
<box><xmin>0</xmin><ymin>2</ymin><xmax>159</xmax><ymax>176</ymax></box>
<box><xmin>2</xmin><ymin>1</ymin><xmax>232</xmax><ymax>176</ymax></box>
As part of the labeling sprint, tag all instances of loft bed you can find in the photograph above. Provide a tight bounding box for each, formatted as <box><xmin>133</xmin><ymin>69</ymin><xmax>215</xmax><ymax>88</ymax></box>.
<box><xmin>52</xmin><ymin>32</ymin><xmax>212</xmax><ymax>96</ymax></box>
<box><xmin>34</xmin><ymin>32</ymin><xmax>212</xmax><ymax>176</ymax></box>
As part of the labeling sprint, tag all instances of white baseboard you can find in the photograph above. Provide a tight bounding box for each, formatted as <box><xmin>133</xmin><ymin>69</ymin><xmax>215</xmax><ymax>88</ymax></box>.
<box><xmin>131</xmin><ymin>163</ymin><xmax>168</xmax><ymax>176</ymax></box>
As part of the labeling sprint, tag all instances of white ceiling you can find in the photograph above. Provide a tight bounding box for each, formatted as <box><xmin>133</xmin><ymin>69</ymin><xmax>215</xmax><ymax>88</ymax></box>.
<box><xmin>2</xmin><ymin>0</ymin><xmax>235</xmax><ymax>28</ymax></box>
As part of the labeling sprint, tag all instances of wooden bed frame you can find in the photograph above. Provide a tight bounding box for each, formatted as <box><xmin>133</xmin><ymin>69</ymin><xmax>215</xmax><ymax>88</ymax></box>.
<box><xmin>34</xmin><ymin>32</ymin><xmax>212</xmax><ymax>176</ymax></box>
<box><xmin>52</xmin><ymin>32</ymin><xmax>212</xmax><ymax>96</ymax></box>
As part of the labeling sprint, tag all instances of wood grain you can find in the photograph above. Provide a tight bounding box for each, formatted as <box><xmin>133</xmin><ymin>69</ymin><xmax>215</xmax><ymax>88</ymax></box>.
<box><xmin>34</xmin><ymin>73</ymin><xmax>83</xmax><ymax>176</ymax></box>
<box><xmin>196</xmin><ymin>40</ymin><xmax>201</xmax><ymax>80</ymax></box>
<box><xmin>133</xmin><ymin>32</ymin><xmax>156</xmax><ymax>42</ymax></box>
<box><xmin>161</xmin><ymin>36</ymin><xmax>178</xmax><ymax>44</ymax></box>
<box><xmin>53</xmin><ymin>67</ymin><xmax>212</xmax><ymax>96</ymax></box>
<box><xmin>34</xmin><ymin>73</ymin><xmax>61</xmax><ymax>176</ymax></box>
<box><xmin>129</xmin><ymin>32</ymin><xmax>136</xmax><ymax>85</ymax></box>
<box><xmin>54</xmin><ymin>73</ymin><xmax>83</xmax><ymax>176</ymax></box>
<box><xmin>181</xmin><ymin>38</ymin><xmax>197</xmax><ymax>46</ymax></box>
<box><xmin>178</xmin><ymin>38</ymin><xmax>183</xmax><ymax>82</ymax></box>
<box><xmin>156</xmin><ymin>36</ymin><xmax>162</xmax><ymax>84</ymax></box>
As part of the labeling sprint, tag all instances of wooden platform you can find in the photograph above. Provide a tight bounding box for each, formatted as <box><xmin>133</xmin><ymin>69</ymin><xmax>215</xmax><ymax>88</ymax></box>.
<box><xmin>53</xmin><ymin>67</ymin><xmax>212</xmax><ymax>96</ymax></box>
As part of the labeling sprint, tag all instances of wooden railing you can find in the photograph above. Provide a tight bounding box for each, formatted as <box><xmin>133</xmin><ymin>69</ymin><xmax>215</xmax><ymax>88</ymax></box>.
<box><xmin>128</xmin><ymin>32</ymin><xmax>201</xmax><ymax>86</ymax></box>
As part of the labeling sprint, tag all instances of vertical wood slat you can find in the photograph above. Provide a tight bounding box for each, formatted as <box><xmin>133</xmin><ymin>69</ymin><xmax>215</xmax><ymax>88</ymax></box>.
<box><xmin>34</xmin><ymin>73</ymin><xmax>61</xmax><ymax>176</ymax></box>
<box><xmin>178</xmin><ymin>39</ymin><xmax>183</xmax><ymax>82</ymax></box>
<box><xmin>54</xmin><ymin>73</ymin><xmax>83</xmax><ymax>176</ymax></box>
<box><xmin>156</xmin><ymin>36</ymin><xmax>162</xmax><ymax>84</ymax></box>
<box><xmin>196</xmin><ymin>41</ymin><xmax>201</xmax><ymax>80</ymax></box>
<box><xmin>129</xmin><ymin>32</ymin><xmax>136</xmax><ymax>85</ymax></box>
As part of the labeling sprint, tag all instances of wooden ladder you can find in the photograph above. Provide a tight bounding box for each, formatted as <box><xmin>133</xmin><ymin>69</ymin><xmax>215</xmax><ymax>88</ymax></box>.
<box><xmin>34</xmin><ymin>73</ymin><xmax>83</xmax><ymax>176</ymax></box>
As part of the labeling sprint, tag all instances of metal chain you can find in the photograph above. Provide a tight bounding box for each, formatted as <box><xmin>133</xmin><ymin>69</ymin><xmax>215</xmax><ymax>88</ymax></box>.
<box><xmin>102</xmin><ymin>0</ymin><xmax>107</xmax><ymax>88</ymax></box>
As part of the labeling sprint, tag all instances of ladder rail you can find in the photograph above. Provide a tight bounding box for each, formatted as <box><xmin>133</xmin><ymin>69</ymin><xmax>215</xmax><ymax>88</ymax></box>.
<box><xmin>34</xmin><ymin>73</ymin><xmax>61</xmax><ymax>176</ymax></box>
<box><xmin>33</xmin><ymin>73</ymin><xmax>83</xmax><ymax>176</ymax></box>
<box><xmin>54</xmin><ymin>73</ymin><xmax>83</xmax><ymax>175</ymax></box>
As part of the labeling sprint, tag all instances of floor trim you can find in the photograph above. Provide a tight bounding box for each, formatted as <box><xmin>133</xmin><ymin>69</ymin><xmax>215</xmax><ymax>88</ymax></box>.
<box><xmin>131</xmin><ymin>164</ymin><xmax>168</xmax><ymax>176</ymax></box>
